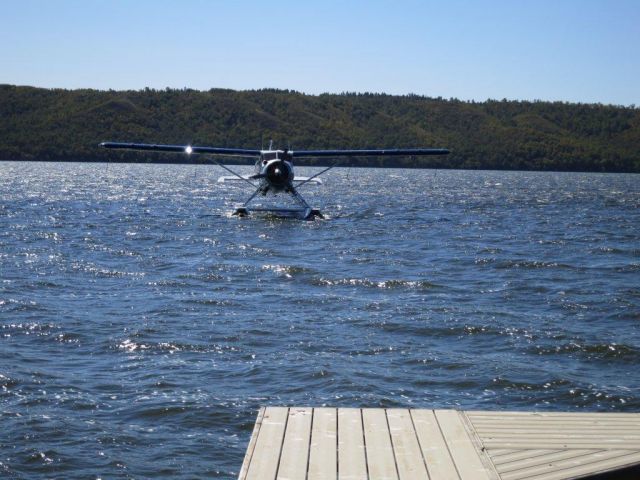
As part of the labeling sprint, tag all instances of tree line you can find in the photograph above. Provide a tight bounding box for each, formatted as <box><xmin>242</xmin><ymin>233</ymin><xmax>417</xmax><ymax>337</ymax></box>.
<box><xmin>1</xmin><ymin>84</ymin><xmax>638</xmax><ymax>172</ymax></box>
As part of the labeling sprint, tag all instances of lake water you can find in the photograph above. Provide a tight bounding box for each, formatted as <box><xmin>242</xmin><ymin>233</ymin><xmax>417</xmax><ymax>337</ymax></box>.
<box><xmin>1</xmin><ymin>161</ymin><xmax>639</xmax><ymax>478</ymax></box>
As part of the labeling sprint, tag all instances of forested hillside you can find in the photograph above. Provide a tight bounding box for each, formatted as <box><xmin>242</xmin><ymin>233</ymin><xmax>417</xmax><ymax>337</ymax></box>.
<box><xmin>1</xmin><ymin>84</ymin><xmax>638</xmax><ymax>172</ymax></box>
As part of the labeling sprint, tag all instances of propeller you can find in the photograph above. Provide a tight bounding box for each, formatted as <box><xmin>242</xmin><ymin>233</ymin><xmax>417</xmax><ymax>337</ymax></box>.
<box><xmin>265</xmin><ymin>160</ymin><xmax>292</xmax><ymax>187</ymax></box>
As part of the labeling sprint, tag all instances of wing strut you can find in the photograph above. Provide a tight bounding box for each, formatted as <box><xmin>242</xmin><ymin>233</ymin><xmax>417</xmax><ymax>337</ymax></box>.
<box><xmin>295</xmin><ymin>162</ymin><xmax>340</xmax><ymax>189</ymax></box>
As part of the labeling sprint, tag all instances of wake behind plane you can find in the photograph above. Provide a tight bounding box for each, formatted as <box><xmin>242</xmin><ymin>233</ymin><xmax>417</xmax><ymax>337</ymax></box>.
<box><xmin>99</xmin><ymin>141</ymin><xmax>449</xmax><ymax>219</ymax></box>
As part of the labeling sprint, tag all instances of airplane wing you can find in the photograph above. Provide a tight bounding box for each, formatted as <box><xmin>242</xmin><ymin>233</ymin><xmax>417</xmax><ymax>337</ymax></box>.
<box><xmin>100</xmin><ymin>141</ymin><xmax>261</xmax><ymax>188</ymax></box>
<box><xmin>100</xmin><ymin>143</ymin><xmax>449</xmax><ymax>158</ymax></box>
<box><xmin>99</xmin><ymin>142</ymin><xmax>260</xmax><ymax>157</ymax></box>
<box><xmin>291</xmin><ymin>148</ymin><xmax>449</xmax><ymax>157</ymax></box>
<box><xmin>287</xmin><ymin>148</ymin><xmax>450</xmax><ymax>185</ymax></box>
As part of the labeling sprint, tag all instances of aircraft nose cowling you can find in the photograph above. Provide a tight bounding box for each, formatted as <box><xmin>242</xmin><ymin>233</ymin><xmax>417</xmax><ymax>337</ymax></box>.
<box><xmin>266</xmin><ymin>161</ymin><xmax>293</xmax><ymax>188</ymax></box>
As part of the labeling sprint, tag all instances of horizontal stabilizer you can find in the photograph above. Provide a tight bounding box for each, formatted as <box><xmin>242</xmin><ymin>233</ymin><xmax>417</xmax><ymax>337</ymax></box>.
<box><xmin>294</xmin><ymin>176</ymin><xmax>322</xmax><ymax>184</ymax></box>
<box><xmin>217</xmin><ymin>175</ymin><xmax>254</xmax><ymax>183</ymax></box>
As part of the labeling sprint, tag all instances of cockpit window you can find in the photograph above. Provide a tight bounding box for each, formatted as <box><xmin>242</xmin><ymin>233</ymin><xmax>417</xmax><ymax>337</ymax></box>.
<box><xmin>262</xmin><ymin>152</ymin><xmax>278</xmax><ymax>161</ymax></box>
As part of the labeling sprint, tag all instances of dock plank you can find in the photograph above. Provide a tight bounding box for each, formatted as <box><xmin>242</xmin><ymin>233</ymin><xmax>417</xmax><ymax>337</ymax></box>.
<box><xmin>496</xmin><ymin>449</ymin><xmax>598</xmax><ymax>474</ymax></box>
<box><xmin>244</xmin><ymin>407</ymin><xmax>289</xmax><ymax>480</ymax></box>
<box><xmin>500</xmin><ymin>450</ymin><xmax>640</xmax><ymax>480</ymax></box>
<box><xmin>238</xmin><ymin>407</ymin><xmax>266</xmax><ymax>480</ymax></box>
<box><xmin>467</xmin><ymin>411</ymin><xmax>640</xmax><ymax>419</ymax></box>
<box><xmin>386</xmin><ymin>409</ymin><xmax>429</xmax><ymax>480</ymax></box>
<box><xmin>362</xmin><ymin>409</ymin><xmax>398</xmax><ymax>480</ymax></box>
<box><xmin>411</xmin><ymin>409</ymin><xmax>460</xmax><ymax>479</ymax></box>
<box><xmin>490</xmin><ymin>449</ymin><xmax>561</xmax><ymax>466</ymax></box>
<box><xmin>277</xmin><ymin>407</ymin><xmax>313</xmax><ymax>480</ymax></box>
<box><xmin>483</xmin><ymin>441</ymin><xmax>640</xmax><ymax>449</ymax></box>
<box><xmin>338</xmin><ymin>408</ymin><xmax>367</xmax><ymax>480</ymax></box>
<box><xmin>308</xmin><ymin>408</ymin><xmax>337</xmax><ymax>480</ymax></box>
<box><xmin>435</xmin><ymin>409</ymin><xmax>492</xmax><ymax>480</ymax></box>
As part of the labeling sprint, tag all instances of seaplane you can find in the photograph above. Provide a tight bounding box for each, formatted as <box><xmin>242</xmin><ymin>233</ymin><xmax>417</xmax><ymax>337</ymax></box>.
<box><xmin>99</xmin><ymin>140</ymin><xmax>449</xmax><ymax>219</ymax></box>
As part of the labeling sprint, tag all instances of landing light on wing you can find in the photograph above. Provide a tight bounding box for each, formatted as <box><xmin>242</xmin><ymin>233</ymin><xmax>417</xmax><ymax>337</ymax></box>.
<box><xmin>185</xmin><ymin>146</ymin><xmax>193</xmax><ymax>154</ymax></box>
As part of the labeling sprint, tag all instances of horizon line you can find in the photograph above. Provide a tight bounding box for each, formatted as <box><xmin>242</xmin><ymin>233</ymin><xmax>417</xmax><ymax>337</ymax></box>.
<box><xmin>2</xmin><ymin>83</ymin><xmax>637</xmax><ymax>110</ymax></box>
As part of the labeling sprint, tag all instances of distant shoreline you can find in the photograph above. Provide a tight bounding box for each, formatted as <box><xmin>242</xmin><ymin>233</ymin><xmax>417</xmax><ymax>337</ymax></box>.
<box><xmin>2</xmin><ymin>85</ymin><xmax>638</xmax><ymax>173</ymax></box>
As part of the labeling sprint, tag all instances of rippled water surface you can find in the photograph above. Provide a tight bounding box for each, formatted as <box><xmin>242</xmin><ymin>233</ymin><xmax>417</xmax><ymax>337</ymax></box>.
<box><xmin>1</xmin><ymin>161</ymin><xmax>639</xmax><ymax>478</ymax></box>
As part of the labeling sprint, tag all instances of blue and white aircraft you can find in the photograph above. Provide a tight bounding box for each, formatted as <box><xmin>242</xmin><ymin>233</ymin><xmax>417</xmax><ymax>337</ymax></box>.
<box><xmin>100</xmin><ymin>140</ymin><xmax>449</xmax><ymax>219</ymax></box>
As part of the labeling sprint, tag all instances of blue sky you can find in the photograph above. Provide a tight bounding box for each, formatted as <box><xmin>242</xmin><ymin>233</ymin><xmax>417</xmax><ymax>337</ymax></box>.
<box><xmin>2</xmin><ymin>0</ymin><xmax>638</xmax><ymax>105</ymax></box>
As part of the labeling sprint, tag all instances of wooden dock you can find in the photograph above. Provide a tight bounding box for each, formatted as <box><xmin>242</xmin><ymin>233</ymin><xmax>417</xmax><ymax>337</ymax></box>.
<box><xmin>238</xmin><ymin>407</ymin><xmax>640</xmax><ymax>480</ymax></box>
